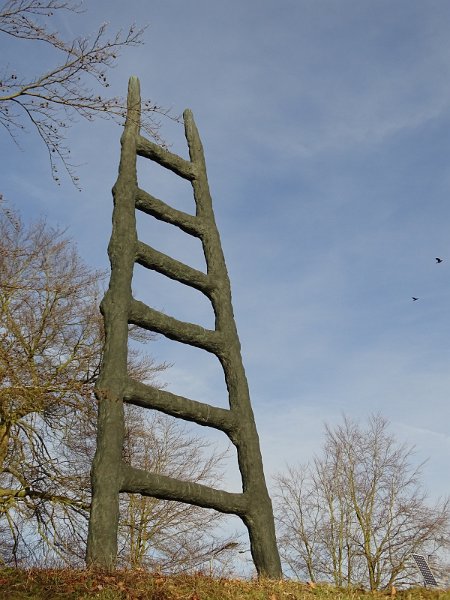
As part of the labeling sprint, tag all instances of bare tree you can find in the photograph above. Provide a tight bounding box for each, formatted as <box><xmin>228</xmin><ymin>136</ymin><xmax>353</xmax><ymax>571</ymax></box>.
<box><xmin>274</xmin><ymin>414</ymin><xmax>450</xmax><ymax>590</ymax></box>
<box><xmin>0</xmin><ymin>202</ymin><xmax>234</xmax><ymax>569</ymax></box>
<box><xmin>0</xmin><ymin>202</ymin><xmax>102</xmax><ymax>562</ymax></box>
<box><xmin>272</xmin><ymin>465</ymin><xmax>322</xmax><ymax>583</ymax></box>
<box><xmin>0</xmin><ymin>0</ymin><xmax>175</xmax><ymax>185</ymax></box>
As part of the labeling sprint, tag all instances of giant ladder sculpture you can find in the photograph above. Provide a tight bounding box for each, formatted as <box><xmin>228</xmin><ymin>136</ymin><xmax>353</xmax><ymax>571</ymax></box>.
<box><xmin>86</xmin><ymin>77</ymin><xmax>282</xmax><ymax>578</ymax></box>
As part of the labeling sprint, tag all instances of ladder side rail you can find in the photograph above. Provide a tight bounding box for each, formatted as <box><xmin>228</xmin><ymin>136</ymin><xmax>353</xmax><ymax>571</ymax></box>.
<box><xmin>86</xmin><ymin>76</ymin><xmax>142</xmax><ymax>568</ymax></box>
<box><xmin>183</xmin><ymin>108</ymin><xmax>283</xmax><ymax>577</ymax></box>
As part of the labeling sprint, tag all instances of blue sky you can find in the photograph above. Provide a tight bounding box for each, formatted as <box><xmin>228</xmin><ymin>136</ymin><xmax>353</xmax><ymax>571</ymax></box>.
<box><xmin>1</xmin><ymin>0</ymin><xmax>450</xmax><ymax>560</ymax></box>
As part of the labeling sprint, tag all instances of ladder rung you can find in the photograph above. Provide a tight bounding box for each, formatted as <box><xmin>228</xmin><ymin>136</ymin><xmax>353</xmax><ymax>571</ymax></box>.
<box><xmin>129</xmin><ymin>298</ymin><xmax>223</xmax><ymax>354</ymax></box>
<box><xmin>136</xmin><ymin>241</ymin><xmax>212</xmax><ymax>295</ymax></box>
<box><xmin>135</xmin><ymin>188</ymin><xmax>203</xmax><ymax>237</ymax></box>
<box><xmin>136</xmin><ymin>134</ymin><xmax>196</xmax><ymax>180</ymax></box>
<box><xmin>124</xmin><ymin>378</ymin><xmax>237</xmax><ymax>437</ymax></box>
<box><xmin>121</xmin><ymin>463</ymin><xmax>248</xmax><ymax>516</ymax></box>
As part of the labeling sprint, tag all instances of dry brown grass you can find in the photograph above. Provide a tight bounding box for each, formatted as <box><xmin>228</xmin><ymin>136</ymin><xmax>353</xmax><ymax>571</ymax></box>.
<box><xmin>1</xmin><ymin>568</ymin><xmax>449</xmax><ymax>600</ymax></box>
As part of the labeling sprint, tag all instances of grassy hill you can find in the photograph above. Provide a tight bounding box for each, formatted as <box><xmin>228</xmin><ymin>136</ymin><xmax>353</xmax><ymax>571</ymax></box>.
<box><xmin>1</xmin><ymin>569</ymin><xmax>449</xmax><ymax>600</ymax></box>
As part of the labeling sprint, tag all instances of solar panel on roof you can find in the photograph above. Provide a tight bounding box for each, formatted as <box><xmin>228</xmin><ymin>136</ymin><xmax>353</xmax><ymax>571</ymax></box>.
<box><xmin>412</xmin><ymin>554</ymin><xmax>438</xmax><ymax>587</ymax></box>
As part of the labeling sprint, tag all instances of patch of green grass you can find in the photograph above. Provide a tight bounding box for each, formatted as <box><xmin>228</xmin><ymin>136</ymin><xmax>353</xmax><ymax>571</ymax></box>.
<box><xmin>1</xmin><ymin>568</ymin><xmax>449</xmax><ymax>600</ymax></box>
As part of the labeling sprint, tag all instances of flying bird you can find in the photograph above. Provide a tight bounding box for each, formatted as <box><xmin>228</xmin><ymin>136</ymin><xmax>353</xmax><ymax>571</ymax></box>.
<box><xmin>412</xmin><ymin>297</ymin><xmax>419</xmax><ymax>301</ymax></box>
<box><xmin>436</xmin><ymin>257</ymin><xmax>443</xmax><ymax>263</ymax></box>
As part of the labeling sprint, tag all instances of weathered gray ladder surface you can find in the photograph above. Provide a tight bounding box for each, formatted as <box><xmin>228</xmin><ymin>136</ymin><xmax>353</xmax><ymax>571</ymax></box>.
<box><xmin>86</xmin><ymin>77</ymin><xmax>281</xmax><ymax>578</ymax></box>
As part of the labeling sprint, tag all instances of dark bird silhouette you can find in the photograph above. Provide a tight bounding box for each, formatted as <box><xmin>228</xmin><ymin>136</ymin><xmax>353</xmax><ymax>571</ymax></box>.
<box><xmin>412</xmin><ymin>297</ymin><xmax>419</xmax><ymax>301</ymax></box>
<box><xmin>436</xmin><ymin>257</ymin><xmax>443</xmax><ymax>263</ymax></box>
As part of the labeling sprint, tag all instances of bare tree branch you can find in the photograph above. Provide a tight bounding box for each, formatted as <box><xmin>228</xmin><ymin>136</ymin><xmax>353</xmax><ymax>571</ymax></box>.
<box><xmin>0</xmin><ymin>0</ymin><xmax>179</xmax><ymax>186</ymax></box>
